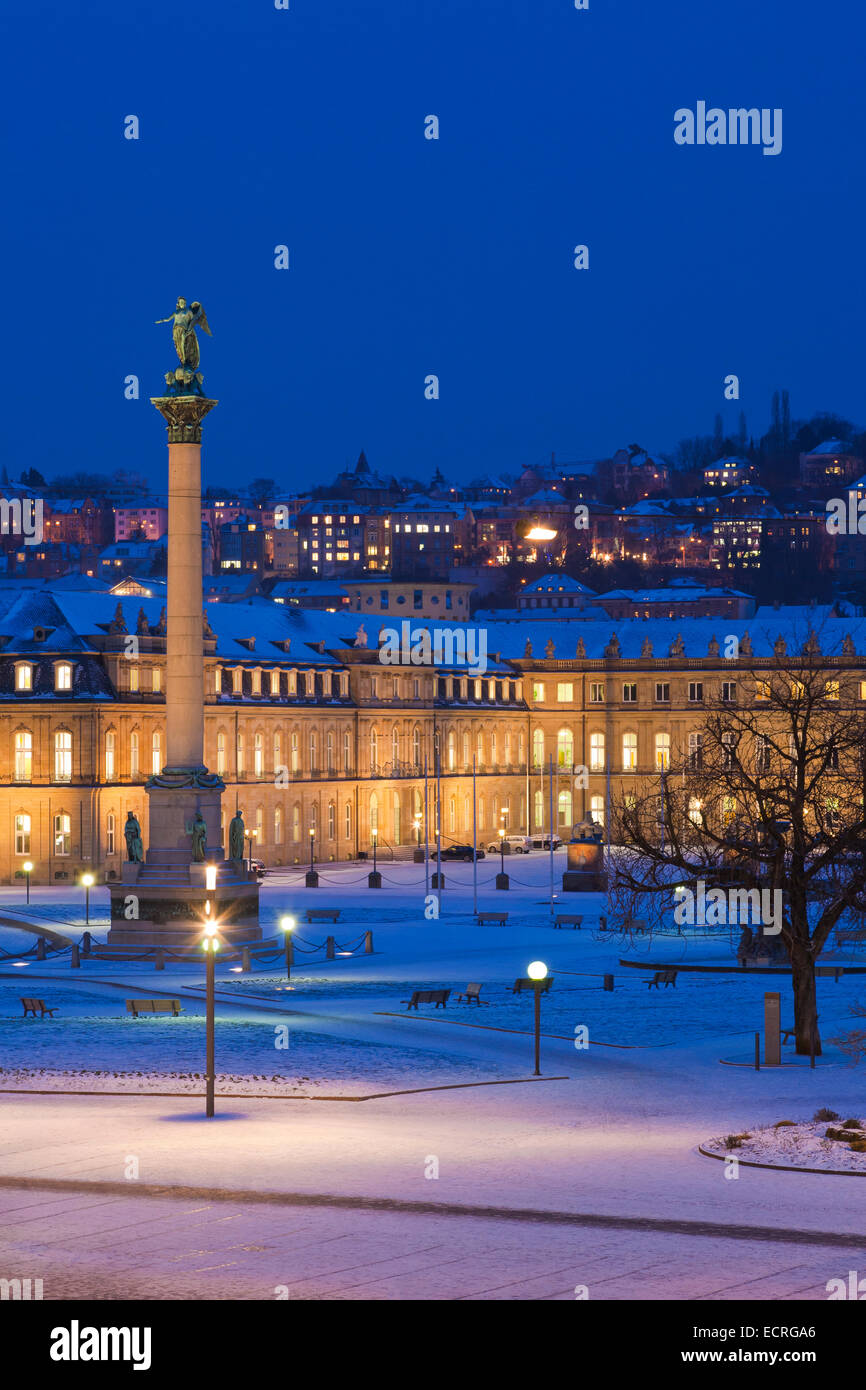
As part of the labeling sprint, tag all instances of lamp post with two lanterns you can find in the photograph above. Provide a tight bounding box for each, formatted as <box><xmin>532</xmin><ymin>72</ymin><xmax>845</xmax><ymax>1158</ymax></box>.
<box><xmin>202</xmin><ymin>863</ymin><xmax>219</xmax><ymax>1118</ymax></box>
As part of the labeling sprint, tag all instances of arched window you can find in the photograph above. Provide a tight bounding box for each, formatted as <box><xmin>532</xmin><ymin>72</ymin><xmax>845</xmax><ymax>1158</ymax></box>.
<box><xmin>491</xmin><ymin>732</ymin><xmax>497</xmax><ymax>767</ymax></box>
<box><xmin>655</xmin><ymin>732</ymin><xmax>670</xmax><ymax>772</ymax></box>
<box><xmin>476</xmin><ymin>731</ymin><xmax>485</xmax><ymax>768</ymax></box>
<box><xmin>370</xmin><ymin>793</ymin><xmax>378</xmax><ymax>832</ymax></box>
<box><xmin>105</xmin><ymin>730</ymin><xmax>116</xmax><ymax>781</ymax></box>
<box><xmin>328</xmin><ymin>800</ymin><xmax>336</xmax><ymax>840</ymax></box>
<box><xmin>130</xmin><ymin>731</ymin><xmax>140</xmax><ymax>778</ymax></box>
<box><xmin>236</xmin><ymin>731</ymin><xmax>244</xmax><ymax>777</ymax></box>
<box><xmin>106</xmin><ymin>812</ymin><xmax>116</xmax><ymax>856</ymax></box>
<box><xmin>274</xmin><ymin>806</ymin><xmax>283</xmax><ymax>844</ymax></box>
<box><xmin>55</xmin><ymin>662</ymin><xmax>72</xmax><ymax>691</ymax></box>
<box><xmin>688</xmin><ymin>796</ymin><xmax>703</xmax><ymax>827</ymax></box>
<box><xmin>344</xmin><ymin>801</ymin><xmax>352</xmax><ymax>840</ymax></box>
<box><xmin>326</xmin><ymin>731</ymin><xmax>334</xmax><ymax>772</ymax></box>
<box><xmin>291</xmin><ymin>731</ymin><xmax>299</xmax><ymax>773</ymax></box>
<box><xmin>557</xmin><ymin>728</ymin><xmax>573</xmax><ymax>768</ymax></box>
<box><xmin>55</xmin><ymin>730</ymin><xmax>72</xmax><ymax>782</ymax></box>
<box><xmin>343</xmin><ymin>730</ymin><xmax>351</xmax><ymax>772</ymax></box>
<box><xmin>449</xmin><ymin>796</ymin><xmax>456</xmax><ymax>833</ymax></box>
<box><xmin>623</xmin><ymin>732</ymin><xmax>637</xmax><ymax>771</ymax></box>
<box><xmin>532</xmin><ymin>729</ymin><xmax>544</xmax><ymax>769</ymax></box>
<box><xmin>502</xmin><ymin>797</ymin><xmax>510</xmax><ymax>828</ymax></box>
<box><xmin>255</xmin><ymin>804</ymin><xmax>264</xmax><ymax>844</ymax></box>
<box><xmin>391</xmin><ymin>726</ymin><xmax>400</xmax><ymax>767</ymax></box>
<box><xmin>370</xmin><ymin>728</ymin><xmax>378</xmax><ymax>771</ymax></box>
<box><xmin>273</xmin><ymin>732</ymin><xmax>282</xmax><ymax>773</ymax></box>
<box><xmin>448</xmin><ymin>730</ymin><xmax>456</xmax><ymax>771</ymax></box>
<box><xmin>393</xmin><ymin>792</ymin><xmax>401</xmax><ymax>843</ymax></box>
<box><xmin>413</xmin><ymin>727</ymin><xmax>421</xmax><ymax>767</ymax></box>
<box><xmin>216</xmin><ymin>731</ymin><xmax>226</xmax><ymax>775</ymax></box>
<box><xmin>463</xmin><ymin>794</ymin><xmax>470</xmax><ymax>829</ymax></box>
<box><xmin>590</xmin><ymin>732</ymin><xmax>605</xmax><ymax>771</ymax></box>
<box><xmin>309</xmin><ymin>731</ymin><xmax>317</xmax><ymax>770</ymax></box>
<box><xmin>590</xmin><ymin>794</ymin><xmax>605</xmax><ymax>828</ymax></box>
<box><xmin>533</xmin><ymin>789</ymin><xmax>543</xmax><ymax>829</ymax></box>
<box><xmin>518</xmin><ymin>732</ymin><xmax>526</xmax><ymax>767</ymax></box>
<box><xmin>54</xmin><ymin>812</ymin><xmax>71</xmax><ymax>856</ymax></box>
<box><xmin>14</xmin><ymin>730</ymin><xmax>33</xmax><ymax>782</ymax></box>
<box><xmin>504</xmin><ymin>731</ymin><xmax>512</xmax><ymax>766</ymax></box>
<box><xmin>292</xmin><ymin>803</ymin><xmax>300</xmax><ymax>840</ymax></box>
<box><xmin>254</xmin><ymin>732</ymin><xmax>264</xmax><ymax>778</ymax></box>
<box><xmin>478</xmin><ymin>795</ymin><xmax>485</xmax><ymax>830</ymax></box>
<box><xmin>462</xmin><ymin>731</ymin><xmax>470</xmax><ymax>768</ymax></box>
<box><xmin>558</xmin><ymin>789</ymin><xmax>573</xmax><ymax>828</ymax></box>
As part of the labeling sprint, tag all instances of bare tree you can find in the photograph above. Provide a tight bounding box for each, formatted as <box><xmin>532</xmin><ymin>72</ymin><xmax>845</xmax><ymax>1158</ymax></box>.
<box><xmin>608</xmin><ymin>629</ymin><xmax>866</xmax><ymax>1055</ymax></box>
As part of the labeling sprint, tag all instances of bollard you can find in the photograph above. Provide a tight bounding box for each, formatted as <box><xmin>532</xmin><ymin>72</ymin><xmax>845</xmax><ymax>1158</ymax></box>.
<box><xmin>603</xmin><ymin>973</ymin><xmax>613</xmax><ymax>992</ymax></box>
<box><xmin>754</xmin><ymin>1031</ymin><xmax>761</xmax><ymax>1071</ymax></box>
<box><xmin>242</xmin><ymin>947</ymin><xmax>251</xmax><ymax>973</ymax></box>
<box><xmin>82</xmin><ymin>931</ymin><xmax>92</xmax><ymax>957</ymax></box>
<box><xmin>598</xmin><ymin>915</ymin><xmax>607</xmax><ymax>932</ymax></box>
<box><xmin>326</xmin><ymin>935</ymin><xmax>335</xmax><ymax>960</ymax></box>
<box><xmin>36</xmin><ymin>937</ymin><xmax>46</xmax><ymax>961</ymax></box>
<box><xmin>155</xmin><ymin>948</ymin><xmax>165</xmax><ymax>971</ymax></box>
<box><xmin>70</xmin><ymin>943</ymin><xmax>80</xmax><ymax>969</ymax></box>
<box><xmin>364</xmin><ymin>930</ymin><xmax>373</xmax><ymax>954</ymax></box>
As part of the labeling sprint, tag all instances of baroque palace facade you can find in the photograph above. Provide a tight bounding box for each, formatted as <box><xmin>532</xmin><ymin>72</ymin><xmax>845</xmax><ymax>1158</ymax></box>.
<box><xmin>0</xmin><ymin>590</ymin><xmax>863</xmax><ymax>883</ymax></box>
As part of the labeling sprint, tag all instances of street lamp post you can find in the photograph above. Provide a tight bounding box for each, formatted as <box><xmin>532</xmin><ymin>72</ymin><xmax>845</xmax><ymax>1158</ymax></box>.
<box><xmin>245</xmin><ymin>831</ymin><xmax>256</xmax><ymax>874</ymax></box>
<box><xmin>306</xmin><ymin>827</ymin><xmax>318</xmax><ymax>888</ymax></box>
<box><xmin>496</xmin><ymin>826</ymin><xmax>509</xmax><ymax>891</ymax></box>
<box><xmin>202</xmin><ymin>916</ymin><xmax>219</xmax><ymax>1118</ymax></box>
<box><xmin>81</xmin><ymin>872</ymin><xmax>94</xmax><ymax>926</ymax></box>
<box><xmin>413</xmin><ymin>813</ymin><xmax>423</xmax><ymax>864</ymax></box>
<box><xmin>527</xmin><ymin>960</ymin><xmax>548</xmax><ymax>1075</ymax></box>
<box><xmin>368</xmin><ymin>826</ymin><xmax>382</xmax><ymax>888</ymax></box>
<box><xmin>279</xmin><ymin>915</ymin><xmax>295</xmax><ymax>979</ymax></box>
<box><xmin>23</xmin><ymin>861</ymin><xmax>33</xmax><ymax>905</ymax></box>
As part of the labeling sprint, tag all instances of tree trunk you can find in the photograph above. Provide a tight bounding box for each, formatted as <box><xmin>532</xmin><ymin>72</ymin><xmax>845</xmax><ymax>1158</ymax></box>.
<box><xmin>790</xmin><ymin>941</ymin><xmax>821</xmax><ymax>1056</ymax></box>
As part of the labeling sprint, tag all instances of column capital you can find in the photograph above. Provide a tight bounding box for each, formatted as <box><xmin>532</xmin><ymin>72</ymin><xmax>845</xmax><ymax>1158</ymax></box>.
<box><xmin>151</xmin><ymin>392</ymin><xmax>218</xmax><ymax>444</ymax></box>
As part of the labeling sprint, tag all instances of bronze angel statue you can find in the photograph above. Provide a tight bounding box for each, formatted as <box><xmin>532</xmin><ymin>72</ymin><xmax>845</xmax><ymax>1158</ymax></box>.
<box><xmin>155</xmin><ymin>297</ymin><xmax>212</xmax><ymax>370</ymax></box>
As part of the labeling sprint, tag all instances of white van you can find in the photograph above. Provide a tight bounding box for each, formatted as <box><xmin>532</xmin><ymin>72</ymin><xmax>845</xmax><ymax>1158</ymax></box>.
<box><xmin>486</xmin><ymin>834</ymin><xmax>531</xmax><ymax>854</ymax></box>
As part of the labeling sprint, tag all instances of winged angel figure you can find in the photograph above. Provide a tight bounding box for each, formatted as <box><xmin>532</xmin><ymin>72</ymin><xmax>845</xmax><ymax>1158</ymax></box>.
<box><xmin>155</xmin><ymin>297</ymin><xmax>212</xmax><ymax>370</ymax></box>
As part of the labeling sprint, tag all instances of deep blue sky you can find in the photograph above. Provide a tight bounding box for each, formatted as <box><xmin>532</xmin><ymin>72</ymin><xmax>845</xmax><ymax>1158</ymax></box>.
<box><xmin>3</xmin><ymin>0</ymin><xmax>864</xmax><ymax>493</ymax></box>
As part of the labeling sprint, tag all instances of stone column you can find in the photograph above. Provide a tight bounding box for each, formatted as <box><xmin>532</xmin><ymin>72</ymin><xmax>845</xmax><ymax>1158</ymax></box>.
<box><xmin>152</xmin><ymin>394</ymin><xmax>216</xmax><ymax>772</ymax></box>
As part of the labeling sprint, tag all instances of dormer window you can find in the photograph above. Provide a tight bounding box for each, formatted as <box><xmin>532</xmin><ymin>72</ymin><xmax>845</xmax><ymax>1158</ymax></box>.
<box><xmin>15</xmin><ymin>664</ymin><xmax>33</xmax><ymax>692</ymax></box>
<box><xmin>55</xmin><ymin>663</ymin><xmax>73</xmax><ymax>692</ymax></box>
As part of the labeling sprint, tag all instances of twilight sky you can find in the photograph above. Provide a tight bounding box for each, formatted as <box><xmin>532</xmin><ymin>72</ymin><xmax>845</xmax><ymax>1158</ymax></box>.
<box><xmin>3</xmin><ymin>0</ymin><xmax>864</xmax><ymax>492</ymax></box>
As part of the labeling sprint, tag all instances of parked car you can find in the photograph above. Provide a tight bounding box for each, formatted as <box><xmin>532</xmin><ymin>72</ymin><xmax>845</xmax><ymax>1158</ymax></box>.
<box><xmin>485</xmin><ymin>835</ymin><xmax>531</xmax><ymax>854</ymax></box>
<box><xmin>529</xmin><ymin>834</ymin><xmax>563</xmax><ymax>850</ymax></box>
<box><xmin>440</xmin><ymin>843</ymin><xmax>486</xmax><ymax>862</ymax></box>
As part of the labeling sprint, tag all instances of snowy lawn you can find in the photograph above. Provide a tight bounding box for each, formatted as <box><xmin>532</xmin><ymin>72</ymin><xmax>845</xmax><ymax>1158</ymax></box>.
<box><xmin>703</xmin><ymin>1116</ymin><xmax>866</xmax><ymax>1173</ymax></box>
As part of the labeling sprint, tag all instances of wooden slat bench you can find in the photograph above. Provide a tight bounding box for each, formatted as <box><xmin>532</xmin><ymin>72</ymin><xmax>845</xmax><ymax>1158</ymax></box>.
<box><xmin>125</xmin><ymin>999</ymin><xmax>183</xmax><ymax>1017</ymax></box>
<box><xmin>512</xmin><ymin>976</ymin><xmax>553</xmax><ymax>994</ymax></box>
<box><xmin>644</xmin><ymin>970</ymin><xmax>677</xmax><ymax>990</ymax></box>
<box><xmin>476</xmin><ymin>911</ymin><xmax>508</xmax><ymax>927</ymax></box>
<box><xmin>304</xmin><ymin>908</ymin><xmax>341</xmax><ymax>924</ymax></box>
<box><xmin>21</xmin><ymin>998</ymin><xmax>57</xmax><ymax>1019</ymax></box>
<box><xmin>402</xmin><ymin>989</ymin><xmax>450</xmax><ymax>1010</ymax></box>
<box><xmin>456</xmin><ymin>983</ymin><xmax>489</xmax><ymax>1005</ymax></box>
<box><xmin>554</xmin><ymin>914</ymin><xmax>582</xmax><ymax>929</ymax></box>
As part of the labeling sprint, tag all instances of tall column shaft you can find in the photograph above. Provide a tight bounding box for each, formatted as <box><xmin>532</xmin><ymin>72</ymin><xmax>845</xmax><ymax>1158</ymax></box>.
<box><xmin>166</xmin><ymin>440</ymin><xmax>205</xmax><ymax>769</ymax></box>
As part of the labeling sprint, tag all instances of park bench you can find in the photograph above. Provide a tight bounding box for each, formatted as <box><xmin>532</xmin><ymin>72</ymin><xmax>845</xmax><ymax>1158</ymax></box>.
<box><xmin>402</xmin><ymin>989</ymin><xmax>451</xmax><ymax>1010</ymax></box>
<box><xmin>456</xmin><ymin>983</ymin><xmax>489</xmax><ymax>1006</ymax></box>
<box><xmin>837</xmin><ymin>929</ymin><xmax>866</xmax><ymax>947</ymax></box>
<box><xmin>781</xmin><ymin>1024</ymin><xmax>796</xmax><ymax>1044</ymax></box>
<box><xmin>21</xmin><ymin>998</ymin><xmax>57</xmax><ymax>1019</ymax></box>
<box><xmin>554</xmin><ymin>914</ymin><xmax>582</xmax><ymax>930</ymax></box>
<box><xmin>476</xmin><ymin>911</ymin><xmax>508</xmax><ymax>927</ymax></box>
<box><xmin>512</xmin><ymin>976</ymin><xmax>553</xmax><ymax>994</ymax></box>
<box><xmin>304</xmin><ymin>908</ymin><xmax>341</xmax><ymax>924</ymax></box>
<box><xmin>644</xmin><ymin>970</ymin><xmax>677</xmax><ymax>990</ymax></box>
<box><xmin>125</xmin><ymin>999</ymin><xmax>183</xmax><ymax>1017</ymax></box>
<box><xmin>624</xmin><ymin>918</ymin><xmax>648</xmax><ymax>936</ymax></box>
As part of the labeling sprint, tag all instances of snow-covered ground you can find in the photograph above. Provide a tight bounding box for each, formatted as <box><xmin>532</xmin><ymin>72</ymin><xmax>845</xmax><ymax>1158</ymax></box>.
<box><xmin>2</xmin><ymin>861</ymin><xmax>866</xmax><ymax>1299</ymax></box>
